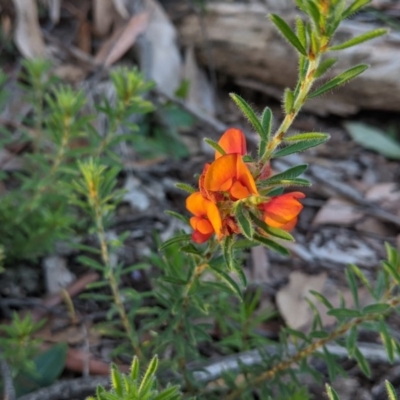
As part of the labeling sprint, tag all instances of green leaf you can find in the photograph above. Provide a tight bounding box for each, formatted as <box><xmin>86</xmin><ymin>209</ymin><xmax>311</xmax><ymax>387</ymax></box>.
<box><xmin>362</xmin><ymin>303</ymin><xmax>391</xmax><ymax>314</ymax></box>
<box><xmin>111</xmin><ymin>364</ymin><xmax>124</xmax><ymax>396</ymax></box>
<box><xmin>162</xmin><ymin>276</ymin><xmax>188</xmax><ymax>285</ymax></box>
<box><xmin>329</xmin><ymin>29</ymin><xmax>387</xmax><ymax>51</ymax></box>
<box><xmin>379</xmin><ymin>320</ymin><xmax>395</xmax><ymax>363</ymax></box>
<box><xmin>283</xmin><ymin>88</ymin><xmax>294</xmax><ymax>114</ymax></box>
<box><xmin>235</xmin><ymin>202</ymin><xmax>254</xmax><ymax>240</ymax></box>
<box><xmin>260</xmin><ymin>177</ymin><xmax>311</xmax><ymax>189</ymax></box>
<box><xmin>270</xmin><ymin>14</ymin><xmax>307</xmax><ymax>56</ymax></box>
<box><xmin>208</xmin><ymin>262</ymin><xmax>243</xmax><ymax>299</ymax></box>
<box><xmin>309</xmin><ymin>290</ymin><xmax>334</xmax><ymax>309</ymax></box>
<box><xmin>354</xmin><ymin>347</ymin><xmax>371</xmax><ymax>377</ymax></box>
<box><xmin>250</xmin><ymin>213</ymin><xmax>294</xmax><ymax>241</ymax></box>
<box><xmin>77</xmin><ymin>256</ymin><xmax>105</xmax><ymax>272</ymax></box>
<box><xmin>159</xmin><ymin>234</ymin><xmax>191</xmax><ymax>250</ymax></box>
<box><xmin>15</xmin><ymin>343</ymin><xmax>68</xmax><ymax>396</ymax></box>
<box><xmin>153</xmin><ymin>386</ymin><xmax>181</xmax><ymax>400</ymax></box>
<box><xmin>273</xmin><ymin>139</ymin><xmax>328</xmax><ymax>157</ymax></box>
<box><xmin>342</xmin><ymin>0</ymin><xmax>371</xmax><ymax>19</ymax></box>
<box><xmin>138</xmin><ymin>356</ymin><xmax>158</xmax><ymax>394</ymax></box>
<box><xmin>204</xmin><ymin>138</ymin><xmax>226</xmax><ymax>156</ymax></box>
<box><xmin>327</xmin><ymin>308</ymin><xmax>362</xmax><ymax>318</ymax></box>
<box><xmin>222</xmin><ymin>235</ymin><xmax>235</xmax><ymax>271</ymax></box>
<box><xmin>346</xmin><ymin>326</ymin><xmax>358</xmax><ymax>357</ymax></box>
<box><xmin>230</xmin><ymin>93</ymin><xmax>263</xmax><ymax>135</ymax></box>
<box><xmin>345</xmin><ymin>268</ymin><xmax>359</xmax><ymax>309</ymax></box>
<box><xmin>305</xmin><ymin>0</ymin><xmax>321</xmax><ymax>29</ymax></box>
<box><xmin>165</xmin><ymin>210</ymin><xmax>190</xmax><ymax>225</ymax></box>
<box><xmin>130</xmin><ymin>356</ymin><xmax>140</xmax><ymax>380</ymax></box>
<box><xmin>259</xmin><ymin>107</ymin><xmax>273</xmax><ymax>158</ymax></box>
<box><xmin>344</xmin><ymin>122</ymin><xmax>400</xmax><ymax>160</ymax></box>
<box><xmin>309</xmin><ymin>64</ymin><xmax>369</xmax><ymax>98</ymax></box>
<box><xmin>296</xmin><ymin>17</ymin><xmax>307</xmax><ymax>47</ymax></box>
<box><xmin>385</xmin><ymin>380</ymin><xmax>398</xmax><ymax>400</ymax></box>
<box><xmin>260</xmin><ymin>164</ymin><xmax>308</xmax><ymax>186</ymax></box>
<box><xmin>315</xmin><ymin>58</ymin><xmax>338</xmax><ymax>79</ymax></box>
<box><xmin>175</xmin><ymin>183</ymin><xmax>195</xmax><ymax>194</ymax></box>
<box><xmin>252</xmin><ymin>234</ymin><xmax>289</xmax><ymax>256</ymax></box>
<box><xmin>382</xmin><ymin>261</ymin><xmax>400</xmax><ymax>285</ymax></box>
<box><xmin>285</xmin><ymin>132</ymin><xmax>330</xmax><ymax>143</ymax></box>
<box><xmin>181</xmin><ymin>243</ymin><xmax>203</xmax><ymax>256</ymax></box>
<box><xmin>325</xmin><ymin>384</ymin><xmax>340</xmax><ymax>400</ymax></box>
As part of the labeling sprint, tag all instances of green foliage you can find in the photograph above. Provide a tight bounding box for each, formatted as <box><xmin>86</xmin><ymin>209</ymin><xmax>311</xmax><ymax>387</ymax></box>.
<box><xmin>0</xmin><ymin>63</ymin><xmax>153</xmax><ymax>264</ymax></box>
<box><xmin>0</xmin><ymin>313</ymin><xmax>65</xmax><ymax>397</ymax></box>
<box><xmin>88</xmin><ymin>356</ymin><xmax>181</xmax><ymax>400</ymax></box>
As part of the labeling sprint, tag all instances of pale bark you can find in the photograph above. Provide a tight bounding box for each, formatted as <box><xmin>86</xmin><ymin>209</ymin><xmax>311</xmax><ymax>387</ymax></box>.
<box><xmin>178</xmin><ymin>2</ymin><xmax>400</xmax><ymax>115</ymax></box>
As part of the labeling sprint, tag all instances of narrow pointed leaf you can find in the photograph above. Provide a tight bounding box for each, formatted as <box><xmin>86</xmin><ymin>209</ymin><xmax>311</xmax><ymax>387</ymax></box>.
<box><xmin>326</xmin><ymin>384</ymin><xmax>340</xmax><ymax>400</ymax></box>
<box><xmin>296</xmin><ymin>17</ymin><xmax>307</xmax><ymax>47</ymax></box>
<box><xmin>204</xmin><ymin>138</ymin><xmax>226</xmax><ymax>156</ymax></box>
<box><xmin>329</xmin><ymin>29</ymin><xmax>387</xmax><ymax>51</ymax></box>
<box><xmin>252</xmin><ymin>234</ymin><xmax>289</xmax><ymax>256</ymax></box>
<box><xmin>159</xmin><ymin>234</ymin><xmax>191</xmax><ymax>250</ymax></box>
<box><xmin>235</xmin><ymin>202</ymin><xmax>254</xmax><ymax>239</ymax></box>
<box><xmin>130</xmin><ymin>357</ymin><xmax>139</xmax><ymax>380</ymax></box>
<box><xmin>385</xmin><ymin>380</ymin><xmax>398</xmax><ymax>400</ymax></box>
<box><xmin>230</xmin><ymin>93</ymin><xmax>263</xmax><ymax>135</ymax></box>
<box><xmin>309</xmin><ymin>64</ymin><xmax>369</xmax><ymax>98</ymax></box>
<box><xmin>165</xmin><ymin>210</ymin><xmax>190</xmax><ymax>225</ymax></box>
<box><xmin>285</xmin><ymin>132</ymin><xmax>330</xmax><ymax>142</ymax></box>
<box><xmin>270</xmin><ymin>14</ymin><xmax>307</xmax><ymax>56</ymax></box>
<box><xmin>261</xmin><ymin>107</ymin><xmax>273</xmax><ymax>141</ymax></box>
<box><xmin>260</xmin><ymin>164</ymin><xmax>308</xmax><ymax>186</ymax></box>
<box><xmin>138</xmin><ymin>356</ymin><xmax>158</xmax><ymax>394</ymax></box>
<box><xmin>342</xmin><ymin>0</ymin><xmax>371</xmax><ymax>19</ymax></box>
<box><xmin>274</xmin><ymin>138</ymin><xmax>329</xmax><ymax>157</ymax></box>
<box><xmin>209</xmin><ymin>262</ymin><xmax>243</xmax><ymax>299</ymax></box>
<box><xmin>222</xmin><ymin>235</ymin><xmax>235</xmax><ymax>271</ymax></box>
<box><xmin>315</xmin><ymin>58</ymin><xmax>338</xmax><ymax>78</ymax></box>
<box><xmin>283</xmin><ymin>88</ymin><xmax>294</xmax><ymax>114</ymax></box>
<box><xmin>175</xmin><ymin>183</ymin><xmax>195</xmax><ymax>194</ymax></box>
<box><xmin>354</xmin><ymin>347</ymin><xmax>371</xmax><ymax>377</ymax></box>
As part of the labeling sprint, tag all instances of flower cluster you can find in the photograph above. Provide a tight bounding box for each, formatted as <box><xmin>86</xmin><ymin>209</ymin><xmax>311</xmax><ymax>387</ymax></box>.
<box><xmin>186</xmin><ymin>129</ymin><xmax>305</xmax><ymax>244</ymax></box>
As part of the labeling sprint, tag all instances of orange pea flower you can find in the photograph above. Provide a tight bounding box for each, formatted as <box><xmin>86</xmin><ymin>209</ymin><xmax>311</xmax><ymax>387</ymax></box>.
<box><xmin>203</xmin><ymin>128</ymin><xmax>258</xmax><ymax>200</ymax></box>
<box><xmin>186</xmin><ymin>192</ymin><xmax>223</xmax><ymax>243</ymax></box>
<box><xmin>260</xmin><ymin>192</ymin><xmax>305</xmax><ymax>231</ymax></box>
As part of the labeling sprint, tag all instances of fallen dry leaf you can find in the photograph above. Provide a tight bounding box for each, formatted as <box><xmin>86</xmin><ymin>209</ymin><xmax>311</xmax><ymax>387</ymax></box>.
<box><xmin>277</xmin><ymin>271</ymin><xmax>373</xmax><ymax>331</ymax></box>
<box><xmin>365</xmin><ymin>182</ymin><xmax>400</xmax><ymax>217</ymax></box>
<box><xmin>312</xmin><ymin>197</ymin><xmax>363</xmax><ymax>226</ymax></box>
<box><xmin>12</xmin><ymin>0</ymin><xmax>46</xmax><ymax>58</ymax></box>
<box><xmin>95</xmin><ymin>12</ymin><xmax>149</xmax><ymax>67</ymax></box>
<box><xmin>277</xmin><ymin>271</ymin><xmax>327</xmax><ymax>331</ymax></box>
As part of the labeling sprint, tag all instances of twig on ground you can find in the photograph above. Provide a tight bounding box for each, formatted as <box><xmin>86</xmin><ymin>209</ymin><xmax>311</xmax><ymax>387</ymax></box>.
<box><xmin>17</xmin><ymin>376</ymin><xmax>110</xmax><ymax>400</ymax></box>
<box><xmin>0</xmin><ymin>348</ymin><xmax>16</xmax><ymax>400</ymax></box>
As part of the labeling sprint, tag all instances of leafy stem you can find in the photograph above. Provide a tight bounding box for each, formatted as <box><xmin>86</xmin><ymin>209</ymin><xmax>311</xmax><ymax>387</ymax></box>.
<box><xmin>226</xmin><ymin>295</ymin><xmax>400</xmax><ymax>400</ymax></box>
<box><xmin>261</xmin><ymin>54</ymin><xmax>321</xmax><ymax>163</ymax></box>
